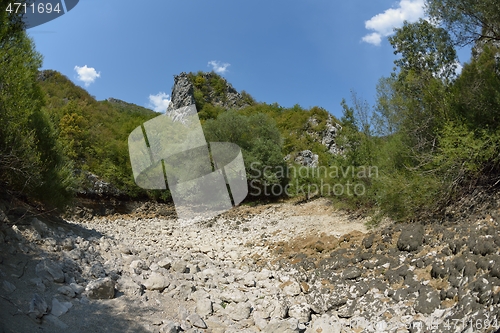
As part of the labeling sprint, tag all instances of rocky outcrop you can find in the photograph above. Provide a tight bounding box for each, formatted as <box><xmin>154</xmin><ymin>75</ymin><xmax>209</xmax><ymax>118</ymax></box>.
<box><xmin>197</xmin><ymin>71</ymin><xmax>248</xmax><ymax>110</ymax></box>
<box><xmin>294</xmin><ymin>150</ymin><xmax>318</xmax><ymax>168</ymax></box>
<box><xmin>321</xmin><ymin>115</ymin><xmax>343</xmax><ymax>154</ymax></box>
<box><xmin>167</xmin><ymin>72</ymin><xmax>249</xmax><ymax>112</ymax></box>
<box><xmin>76</xmin><ymin>171</ymin><xmax>122</xmax><ymax>198</ymax></box>
<box><xmin>167</xmin><ymin>72</ymin><xmax>196</xmax><ymax>111</ymax></box>
<box><xmin>106</xmin><ymin>97</ymin><xmax>129</xmax><ymax>106</ymax></box>
<box><xmin>307</xmin><ymin>115</ymin><xmax>343</xmax><ymax>155</ymax></box>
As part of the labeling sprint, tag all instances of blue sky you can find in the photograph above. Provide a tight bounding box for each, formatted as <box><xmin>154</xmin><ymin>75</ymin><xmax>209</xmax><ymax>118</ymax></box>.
<box><xmin>28</xmin><ymin>0</ymin><xmax>471</xmax><ymax>119</ymax></box>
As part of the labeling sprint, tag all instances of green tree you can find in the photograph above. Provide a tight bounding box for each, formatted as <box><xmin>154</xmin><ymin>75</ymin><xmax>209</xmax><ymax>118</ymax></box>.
<box><xmin>0</xmin><ymin>5</ymin><xmax>74</xmax><ymax>207</ymax></box>
<box><xmin>203</xmin><ymin>110</ymin><xmax>287</xmax><ymax>198</ymax></box>
<box><xmin>388</xmin><ymin>19</ymin><xmax>457</xmax><ymax>156</ymax></box>
<box><xmin>389</xmin><ymin>19</ymin><xmax>458</xmax><ymax>82</ymax></box>
<box><xmin>426</xmin><ymin>0</ymin><xmax>500</xmax><ymax>46</ymax></box>
<box><xmin>450</xmin><ymin>45</ymin><xmax>500</xmax><ymax>131</ymax></box>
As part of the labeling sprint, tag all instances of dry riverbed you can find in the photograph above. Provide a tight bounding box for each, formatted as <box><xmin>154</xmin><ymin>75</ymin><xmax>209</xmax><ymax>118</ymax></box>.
<box><xmin>1</xmin><ymin>197</ymin><xmax>500</xmax><ymax>332</ymax></box>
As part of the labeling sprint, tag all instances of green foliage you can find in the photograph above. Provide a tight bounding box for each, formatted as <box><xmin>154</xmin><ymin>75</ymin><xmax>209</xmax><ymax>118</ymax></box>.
<box><xmin>202</xmin><ymin>110</ymin><xmax>287</xmax><ymax>198</ymax></box>
<box><xmin>0</xmin><ymin>10</ymin><xmax>74</xmax><ymax>208</ymax></box>
<box><xmin>188</xmin><ymin>71</ymin><xmax>255</xmax><ymax>122</ymax></box>
<box><xmin>185</xmin><ymin>70</ymin><xmax>340</xmax><ymax>171</ymax></box>
<box><xmin>37</xmin><ymin>71</ymin><xmax>160</xmax><ymax>199</ymax></box>
<box><xmin>330</xmin><ymin>14</ymin><xmax>500</xmax><ymax>223</ymax></box>
<box><xmin>387</xmin><ymin>21</ymin><xmax>458</xmax><ymax>159</ymax></box>
<box><xmin>426</xmin><ymin>0</ymin><xmax>500</xmax><ymax>46</ymax></box>
<box><xmin>4</xmin><ymin>0</ymin><xmax>497</xmax><ymax>223</ymax></box>
<box><xmin>338</xmin><ymin>97</ymin><xmax>374</xmax><ymax>166</ymax></box>
<box><xmin>373</xmin><ymin>168</ymin><xmax>442</xmax><ymax>222</ymax></box>
<box><xmin>435</xmin><ymin>122</ymin><xmax>500</xmax><ymax>177</ymax></box>
<box><xmin>240</xmin><ymin>90</ymin><xmax>256</xmax><ymax>105</ymax></box>
<box><xmin>198</xmin><ymin>103</ymin><xmax>225</xmax><ymax>122</ymax></box>
<box><xmin>372</xmin><ymin>76</ymin><xmax>404</xmax><ymax>136</ymax></box>
<box><xmin>389</xmin><ymin>19</ymin><xmax>457</xmax><ymax>82</ymax></box>
<box><xmin>239</xmin><ymin>103</ymin><xmax>337</xmax><ymax>166</ymax></box>
<box><xmin>450</xmin><ymin>45</ymin><xmax>500</xmax><ymax>131</ymax></box>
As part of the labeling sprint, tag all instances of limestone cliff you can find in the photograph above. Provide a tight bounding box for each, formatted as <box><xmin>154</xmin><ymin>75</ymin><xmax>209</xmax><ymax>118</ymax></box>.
<box><xmin>167</xmin><ymin>72</ymin><xmax>250</xmax><ymax>112</ymax></box>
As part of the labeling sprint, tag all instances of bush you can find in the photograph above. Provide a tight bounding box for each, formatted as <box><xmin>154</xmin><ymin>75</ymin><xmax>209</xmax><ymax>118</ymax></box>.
<box><xmin>202</xmin><ymin>110</ymin><xmax>287</xmax><ymax>198</ymax></box>
<box><xmin>0</xmin><ymin>13</ymin><xmax>74</xmax><ymax>208</ymax></box>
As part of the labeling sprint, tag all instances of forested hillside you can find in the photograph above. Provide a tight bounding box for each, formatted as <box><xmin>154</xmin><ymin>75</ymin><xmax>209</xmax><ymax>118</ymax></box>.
<box><xmin>38</xmin><ymin>70</ymin><xmax>160</xmax><ymax>199</ymax></box>
<box><xmin>0</xmin><ymin>5</ymin><xmax>160</xmax><ymax>207</ymax></box>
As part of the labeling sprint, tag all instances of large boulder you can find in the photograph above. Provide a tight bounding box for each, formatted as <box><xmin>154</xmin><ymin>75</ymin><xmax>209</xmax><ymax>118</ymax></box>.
<box><xmin>143</xmin><ymin>272</ymin><xmax>170</xmax><ymax>291</ymax></box>
<box><xmin>76</xmin><ymin>171</ymin><xmax>122</xmax><ymax>198</ymax></box>
<box><xmin>226</xmin><ymin>301</ymin><xmax>252</xmax><ymax>321</ymax></box>
<box><xmin>263</xmin><ymin>318</ymin><xmax>300</xmax><ymax>333</ymax></box>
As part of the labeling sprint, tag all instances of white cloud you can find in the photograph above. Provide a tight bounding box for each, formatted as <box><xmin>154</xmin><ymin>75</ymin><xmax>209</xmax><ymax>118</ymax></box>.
<box><xmin>362</xmin><ymin>0</ymin><xmax>426</xmax><ymax>46</ymax></box>
<box><xmin>148</xmin><ymin>92</ymin><xmax>171</xmax><ymax>112</ymax></box>
<box><xmin>74</xmin><ymin>65</ymin><xmax>100</xmax><ymax>86</ymax></box>
<box><xmin>208</xmin><ymin>60</ymin><xmax>230</xmax><ymax>74</ymax></box>
<box><xmin>362</xmin><ymin>32</ymin><xmax>383</xmax><ymax>46</ymax></box>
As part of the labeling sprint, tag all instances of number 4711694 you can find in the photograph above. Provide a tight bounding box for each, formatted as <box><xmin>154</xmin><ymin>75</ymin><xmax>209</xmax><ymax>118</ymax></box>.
<box><xmin>443</xmin><ymin>318</ymin><xmax>499</xmax><ymax>330</ymax></box>
<box><xmin>6</xmin><ymin>2</ymin><xmax>61</xmax><ymax>14</ymax></box>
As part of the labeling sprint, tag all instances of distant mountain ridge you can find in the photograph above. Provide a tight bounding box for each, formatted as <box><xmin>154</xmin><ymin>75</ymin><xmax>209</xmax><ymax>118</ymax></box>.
<box><xmin>105</xmin><ymin>97</ymin><xmax>157</xmax><ymax>117</ymax></box>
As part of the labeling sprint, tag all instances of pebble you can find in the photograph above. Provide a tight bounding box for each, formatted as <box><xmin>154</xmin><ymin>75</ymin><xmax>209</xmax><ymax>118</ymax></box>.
<box><xmin>2</xmin><ymin>198</ymin><xmax>499</xmax><ymax>333</ymax></box>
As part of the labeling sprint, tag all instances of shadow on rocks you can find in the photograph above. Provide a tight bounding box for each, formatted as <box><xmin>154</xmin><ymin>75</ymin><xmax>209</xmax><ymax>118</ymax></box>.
<box><xmin>0</xmin><ymin>206</ymin><xmax>153</xmax><ymax>333</ymax></box>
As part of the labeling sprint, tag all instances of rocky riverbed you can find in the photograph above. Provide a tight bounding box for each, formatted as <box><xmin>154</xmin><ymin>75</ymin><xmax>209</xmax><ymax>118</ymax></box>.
<box><xmin>1</xmin><ymin>197</ymin><xmax>500</xmax><ymax>333</ymax></box>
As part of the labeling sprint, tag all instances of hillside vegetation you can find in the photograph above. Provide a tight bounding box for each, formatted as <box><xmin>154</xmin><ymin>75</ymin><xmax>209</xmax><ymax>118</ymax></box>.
<box><xmin>39</xmin><ymin>71</ymin><xmax>160</xmax><ymax>199</ymax></box>
<box><xmin>0</xmin><ymin>5</ymin><xmax>160</xmax><ymax>207</ymax></box>
<box><xmin>1</xmin><ymin>0</ymin><xmax>499</xmax><ymax>225</ymax></box>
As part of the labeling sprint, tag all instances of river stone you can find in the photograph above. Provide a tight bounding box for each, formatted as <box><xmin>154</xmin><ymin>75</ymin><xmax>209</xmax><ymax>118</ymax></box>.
<box><xmin>397</xmin><ymin>224</ymin><xmax>424</xmax><ymax>252</ymax></box>
<box><xmin>31</xmin><ymin>218</ymin><xmax>49</xmax><ymax>237</ymax></box>
<box><xmin>263</xmin><ymin>318</ymin><xmax>300</xmax><ymax>333</ymax></box>
<box><xmin>3</xmin><ymin>280</ymin><xmax>16</xmax><ymax>293</ymax></box>
<box><xmin>362</xmin><ymin>234</ymin><xmax>374</xmax><ymax>249</ymax></box>
<box><xmin>171</xmin><ymin>260</ymin><xmax>189</xmax><ymax>273</ymax></box>
<box><xmin>186</xmin><ymin>313</ymin><xmax>207</xmax><ymax>329</ymax></box>
<box><xmin>414</xmin><ymin>286</ymin><xmax>440</xmax><ymax>314</ymax></box>
<box><xmin>288</xmin><ymin>303</ymin><xmax>311</xmax><ymax>323</ymax></box>
<box><xmin>196</xmin><ymin>298</ymin><xmax>213</xmax><ymax>317</ymax></box>
<box><xmin>342</xmin><ymin>267</ymin><xmax>362</xmax><ymax>280</ymax></box>
<box><xmin>85</xmin><ymin>277</ymin><xmax>115</xmax><ymax>299</ymax></box>
<box><xmin>160</xmin><ymin>321</ymin><xmax>181</xmax><ymax>333</ymax></box>
<box><xmin>306</xmin><ymin>315</ymin><xmax>341</xmax><ymax>333</ymax></box>
<box><xmin>281</xmin><ymin>280</ymin><xmax>301</xmax><ymax>296</ymax></box>
<box><xmin>220</xmin><ymin>289</ymin><xmax>248</xmax><ymax>303</ymax></box>
<box><xmin>57</xmin><ymin>285</ymin><xmax>76</xmax><ymax>298</ymax></box>
<box><xmin>143</xmin><ymin>272</ymin><xmax>170</xmax><ymax>291</ymax></box>
<box><xmin>226</xmin><ymin>301</ymin><xmax>252</xmax><ymax>321</ymax></box>
<box><xmin>36</xmin><ymin>259</ymin><xmax>65</xmax><ymax>283</ymax></box>
<box><xmin>51</xmin><ymin>298</ymin><xmax>72</xmax><ymax>317</ymax></box>
<box><xmin>28</xmin><ymin>293</ymin><xmax>49</xmax><ymax>322</ymax></box>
